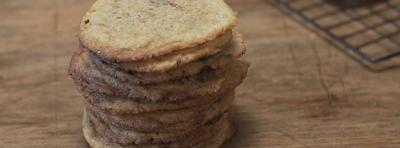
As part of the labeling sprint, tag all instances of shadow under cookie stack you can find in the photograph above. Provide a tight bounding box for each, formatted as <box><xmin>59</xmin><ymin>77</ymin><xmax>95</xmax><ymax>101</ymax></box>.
<box><xmin>69</xmin><ymin>0</ymin><xmax>249</xmax><ymax>147</ymax></box>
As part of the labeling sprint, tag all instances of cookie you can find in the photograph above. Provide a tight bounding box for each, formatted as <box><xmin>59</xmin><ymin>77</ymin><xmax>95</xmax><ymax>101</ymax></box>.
<box><xmin>85</xmin><ymin>92</ymin><xmax>234</xmax><ymax>133</ymax></box>
<box><xmin>90</xmin><ymin>31</ymin><xmax>246</xmax><ymax>84</ymax></box>
<box><xmin>69</xmin><ymin>49</ymin><xmax>249</xmax><ymax>102</ymax></box>
<box><xmin>79</xmin><ymin>0</ymin><xmax>237</xmax><ymax>62</ymax></box>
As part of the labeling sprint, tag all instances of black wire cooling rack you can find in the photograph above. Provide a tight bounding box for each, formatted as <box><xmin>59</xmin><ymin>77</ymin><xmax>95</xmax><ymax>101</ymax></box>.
<box><xmin>272</xmin><ymin>0</ymin><xmax>400</xmax><ymax>70</ymax></box>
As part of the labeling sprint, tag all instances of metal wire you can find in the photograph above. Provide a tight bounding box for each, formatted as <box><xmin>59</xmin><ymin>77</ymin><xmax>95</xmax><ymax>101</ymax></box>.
<box><xmin>273</xmin><ymin>0</ymin><xmax>400</xmax><ymax>63</ymax></box>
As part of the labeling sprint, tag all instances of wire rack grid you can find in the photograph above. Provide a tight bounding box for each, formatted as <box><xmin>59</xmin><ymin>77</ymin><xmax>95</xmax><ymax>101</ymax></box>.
<box><xmin>272</xmin><ymin>0</ymin><xmax>400</xmax><ymax>70</ymax></box>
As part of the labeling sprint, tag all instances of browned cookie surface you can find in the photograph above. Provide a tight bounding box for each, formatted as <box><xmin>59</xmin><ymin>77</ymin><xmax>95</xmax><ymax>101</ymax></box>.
<box><xmin>85</xmin><ymin>92</ymin><xmax>234</xmax><ymax>133</ymax></box>
<box><xmin>69</xmin><ymin>49</ymin><xmax>249</xmax><ymax>102</ymax></box>
<box><xmin>86</xmin><ymin>108</ymin><xmax>231</xmax><ymax>146</ymax></box>
<box><xmin>100</xmin><ymin>30</ymin><xmax>233</xmax><ymax>73</ymax></box>
<box><xmin>83</xmin><ymin>110</ymin><xmax>236</xmax><ymax>148</ymax></box>
<box><xmin>79</xmin><ymin>85</ymin><xmax>230</xmax><ymax>115</ymax></box>
<box><xmin>89</xmin><ymin>31</ymin><xmax>246</xmax><ymax>85</ymax></box>
<box><xmin>79</xmin><ymin>0</ymin><xmax>237</xmax><ymax>62</ymax></box>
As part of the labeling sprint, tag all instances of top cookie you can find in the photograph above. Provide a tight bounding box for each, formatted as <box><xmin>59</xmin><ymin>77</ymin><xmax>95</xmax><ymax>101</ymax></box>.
<box><xmin>80</xmin><ymin>0</ymin><xmax>237</xmax><ymax>62</ymax></box>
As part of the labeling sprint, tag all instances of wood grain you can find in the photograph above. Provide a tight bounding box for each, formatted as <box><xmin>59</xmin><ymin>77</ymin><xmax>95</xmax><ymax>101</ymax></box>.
<box><xmin>1</xmin><ymin>0</ymin><xmax>400</xmax><ymax>147</ymax></box>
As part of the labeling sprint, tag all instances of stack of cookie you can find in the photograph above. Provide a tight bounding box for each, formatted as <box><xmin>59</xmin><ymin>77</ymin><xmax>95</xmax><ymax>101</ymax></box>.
<box><xmin>69</xmin><ymin>0</ymin><xmax>249</xmax><ymax>147</ymax></box>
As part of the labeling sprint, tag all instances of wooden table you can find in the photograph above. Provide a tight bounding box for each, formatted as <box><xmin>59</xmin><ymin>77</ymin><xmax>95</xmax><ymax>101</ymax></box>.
<box><xmin>1</xmin><ymin>0</ymin><xmax>400</xmax><ymax>147</ymax></box>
